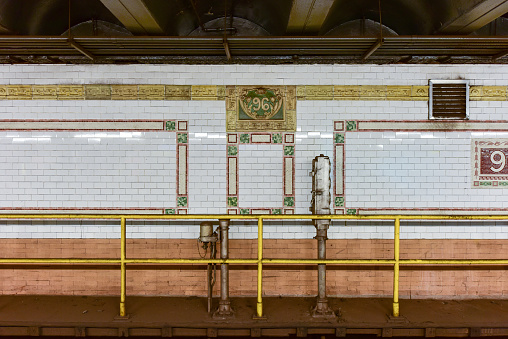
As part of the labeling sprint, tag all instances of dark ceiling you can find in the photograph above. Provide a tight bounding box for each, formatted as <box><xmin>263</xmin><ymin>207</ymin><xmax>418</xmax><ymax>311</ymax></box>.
<box><xmin>2</xmin><ymin>0</ymin><xmax>508</xmax><ymax>64</ymax></box>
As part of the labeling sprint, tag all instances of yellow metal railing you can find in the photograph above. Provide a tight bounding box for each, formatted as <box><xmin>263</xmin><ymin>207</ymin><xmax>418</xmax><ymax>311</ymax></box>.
<box><xmin>1</xmin><ymin>213</ymin><xmax>508</xmax><ymax>318</ymax></box>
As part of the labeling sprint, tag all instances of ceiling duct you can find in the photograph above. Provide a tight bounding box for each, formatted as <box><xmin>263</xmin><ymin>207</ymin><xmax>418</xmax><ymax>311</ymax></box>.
<box><xmin>325</xmin><ymin>19</ymin><xmax>398</xmax><ymax>36</ymax></box>
<box><xmin>188</xmin><ymin>17</ymin><xmax>270</xmax><ymax>36</ymax></box>
<box><xmin>61</xmin><ymin>20</ymin><xmax>132</xmax><ymax>37</ymax></box>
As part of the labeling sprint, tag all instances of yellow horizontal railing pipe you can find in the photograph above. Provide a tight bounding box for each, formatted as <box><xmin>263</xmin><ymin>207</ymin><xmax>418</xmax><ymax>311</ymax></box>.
<box><xmin>262</xmin><ymin>259</ymin><xmax>395</xmax><ymax>264</ymax></box>
<box><xmin>0</xmin><ymin>258</ymin><xmax>121</xmax><ymax>264</ymax></box>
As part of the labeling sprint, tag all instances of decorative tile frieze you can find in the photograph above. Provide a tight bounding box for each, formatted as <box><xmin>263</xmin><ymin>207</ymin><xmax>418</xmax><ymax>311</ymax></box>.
<box><xmin>410</xmin><ymin>86</ymin><xmax>429</xmax><ymax>100</ymax></box>
<box><xmin>32</xmin><ymin>85</ymin><xmax>57</xmax><ymax>99</ymax></box>
<box><xmin>7</xmin><ymin>85</ymin><xmax>32</xmax><ymax>100</ymax></box>
<box><xmin>476</xmin><ymin>86</ymin><xmax>507</xmax><ymax>101</ymax></box>
<box><xmin>191</xmin><ymin>85</ymin><xmax>218</xmax><ymax>100</ymax></box>
<box><xmin>165</xmin><ymin>85</ymin><xmax>191</xmax><ymax>100</ymax></box>
<box><xmin>334</xmin><ymin>86</ymin><xmax>360</xmax><ymax>100</ymax></box>
<box><xmin>57</xmin><ymin>85</ymin><xmax>84</xmax><ymax>100</ymax></box>
<box><xmin>85</xmin><ymin>85</ymin><xmax>111</xmax><ymax>100</ymax></box>
<box><xmin>305</xmin><ymin>85</ymin><xmax>333</xmax><ymax>100</ymax></box>
<box><xmin>111</xmin><ymin>85</ymin><xmax>138</xmax><ymax>100</ymax></box>
<box><xmin>226</xmin><ymin>85</ymin><xmax>297</xmax><ymax>132</ymax></box>
<box><xmin>386</xmin><ymin>86</ymin><xmax>412</xmax><ymax>100</ymax></box>
<box><xmin>359</xmin><ymin>85</ymin><xmax>387</xmax><ymax>100</ymax></box>
<box><xmin>138</xmin><ymin>85</ymin><xmax>165</xmax><ymax>100</ymax></box>
<box><xmin>5</xmin><ymin>84</ymin><xmax>508</xmax><ymax>102</ymax></box>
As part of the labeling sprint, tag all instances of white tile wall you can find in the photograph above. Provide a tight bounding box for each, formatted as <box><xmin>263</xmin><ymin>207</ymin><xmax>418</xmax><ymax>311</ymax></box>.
<box><xmin>1</xmin><ymin>64</ymin><xmax>508</xmax><ymax>239</ymax></box>
<box><xmin>238</xmin><ymin>144</ymin><xmax>283</xmax><ymax>208</ymax></box>
<box><xmin>0</xmin><ymin>131</ymin><xmax>176</xmax><ymax>208</ymax></box>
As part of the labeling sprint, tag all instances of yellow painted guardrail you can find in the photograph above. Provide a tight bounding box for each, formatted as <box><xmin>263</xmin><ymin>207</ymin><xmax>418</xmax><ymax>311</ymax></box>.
<box><xmin>1</xmin><ymin>213</ymin><xmax>508</xmax><ymax>318</ymax></box>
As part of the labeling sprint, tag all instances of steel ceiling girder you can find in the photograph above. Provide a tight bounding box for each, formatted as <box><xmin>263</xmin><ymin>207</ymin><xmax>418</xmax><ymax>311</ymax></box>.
<box><xmin>1</xmin><ymin>36</ymin><xmax>508</xmax><ymax>61</ymax></box>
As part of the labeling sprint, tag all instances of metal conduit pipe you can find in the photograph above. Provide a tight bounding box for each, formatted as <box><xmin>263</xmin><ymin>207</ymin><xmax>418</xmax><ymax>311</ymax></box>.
<box><xmin>310</xmin><ymin>155</ymin><xmax>335</xmax><ymax>318</ymax></box>
<box><xmin>214</xmin><ymin>219</ymin><xmax>234</xmax><ymax>318</ymax></box>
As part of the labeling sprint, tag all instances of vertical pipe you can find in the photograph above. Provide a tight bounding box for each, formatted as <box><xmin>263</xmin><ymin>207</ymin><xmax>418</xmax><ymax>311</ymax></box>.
<box><xmin>257</xmin><ymin>217</ymin><xmax>263</xmax><ymax>318</ymax></box>
<box><xmin>215</xmin><ymin>219</ymin><xmax>233</xmax><ymax>317</ymax></box>
<box><xmin>120</xmin><ymin>217</ymin><xmax>126</xmax><ymax>317</ymax></box>
<box><xmin>220</xmin><ymin>220</ymin><xmax>229</xmax><ymax>304</ymax></box>
<box><xmin>393</xmin><ymin>217</ymin><xmax>400</xmax><ymax>317</ymax></box>
<box><xmin>317</xmin><ymin>229</ymin><xmax>326</xmax><ymax>301</ymax></box>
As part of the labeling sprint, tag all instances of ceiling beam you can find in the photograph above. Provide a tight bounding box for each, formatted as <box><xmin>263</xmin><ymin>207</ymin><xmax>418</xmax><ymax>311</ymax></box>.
<box><xmin>69</xmin><ymin>40</ymin><xmax>95</xmax><ymax>61</ymax></box>
<box><xmin>287</xmin><ymin>0</ymin><xmax>335</xmax><ymax>34</ymax></box>
<box><xmin>100</xmin><ymin>0</ymin><xmax>164</xmax><ymax>34</ymax></box>
<box><xmin>437</xmin><ymin>0</ymin><xmax>508</xmax><ymax>34</ymax></box>
<box><xmin>362</xmin><ymin>39</ymin><xmax>383</xmax><ymax>60</ymax></box>
<box><xmin>0</xmin><ymin>23</ymin><xmax>12</xmax><ymax>34</ymax></box>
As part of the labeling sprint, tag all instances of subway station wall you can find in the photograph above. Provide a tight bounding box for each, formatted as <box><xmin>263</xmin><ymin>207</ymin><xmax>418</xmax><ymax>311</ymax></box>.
<box><xmin>1</xmin><ymin>64</ymin><xmax>508</xmax><ymax>298</ymax></box>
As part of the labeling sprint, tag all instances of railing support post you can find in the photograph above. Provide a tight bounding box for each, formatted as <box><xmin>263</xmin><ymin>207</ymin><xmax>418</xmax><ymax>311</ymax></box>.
<box><xmin>393</xmin><ymin>217</ymin><xmax>400</xmax><ymax>317</ymax></box>
<box><xmin>119</xmin><ymin>216</ymin><xmax>127</xmax><ymax>318</ymax></box>
<box><xmin>255</xmin><ymin>217</ymin><xmax>264</xmax><ymax>318</ymax></box>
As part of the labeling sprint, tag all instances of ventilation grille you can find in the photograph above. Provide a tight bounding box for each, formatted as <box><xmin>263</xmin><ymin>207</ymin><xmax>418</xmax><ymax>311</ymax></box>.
<box><xmin>429</xmin><ymin>80</ymin><xmax>469</xmax><ymax>120</ymax></box>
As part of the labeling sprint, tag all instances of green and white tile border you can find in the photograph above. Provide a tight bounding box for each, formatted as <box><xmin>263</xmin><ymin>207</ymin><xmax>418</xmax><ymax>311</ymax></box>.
<box><xmin>335</xmin><ymin>120</ymin><xmax>508</xmax><ymax>216</ymax></box>
<box><xmin>0</xmin><ymin>119</ymin><xmax>188</xmax><ymax>215</ymax></box>
<box><xmin>226</xmin><ymin>132</ymin><xmax>295</xmax><ymax>215</ymax></box>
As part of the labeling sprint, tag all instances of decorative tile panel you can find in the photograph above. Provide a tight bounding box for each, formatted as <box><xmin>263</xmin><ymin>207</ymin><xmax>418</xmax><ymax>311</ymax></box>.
<box><xmin>472</xmin><ymin>139</ymin><xmax>508</xmax><ymax>188</ymax></box>
<box><xmin>226</xmin><ymin>85</ymin><xmax>297</xmax><ymax>132</ymax></box>
<box><xmin>0</xmin><ymin>119</ymin><xmax>186</xmax><ymax>215</ymax></box>
<box><xmin>227</xmin><ymin>131</ymin><xmax>295</xmax><ymax>213</ymax></box>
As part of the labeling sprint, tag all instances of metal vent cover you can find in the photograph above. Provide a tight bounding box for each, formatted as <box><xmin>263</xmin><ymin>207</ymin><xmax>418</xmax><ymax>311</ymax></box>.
<box><xmin>429</xmin><ymin>80</ymin><xmax>469</xmax><ymax>120</ymax></box>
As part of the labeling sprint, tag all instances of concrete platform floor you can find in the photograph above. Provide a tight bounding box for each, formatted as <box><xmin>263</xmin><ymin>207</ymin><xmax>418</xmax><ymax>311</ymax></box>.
<box><xmin>0</xmin><ymin>296</ymin><xmax>506</xmax><ymax>337</ymax></box>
